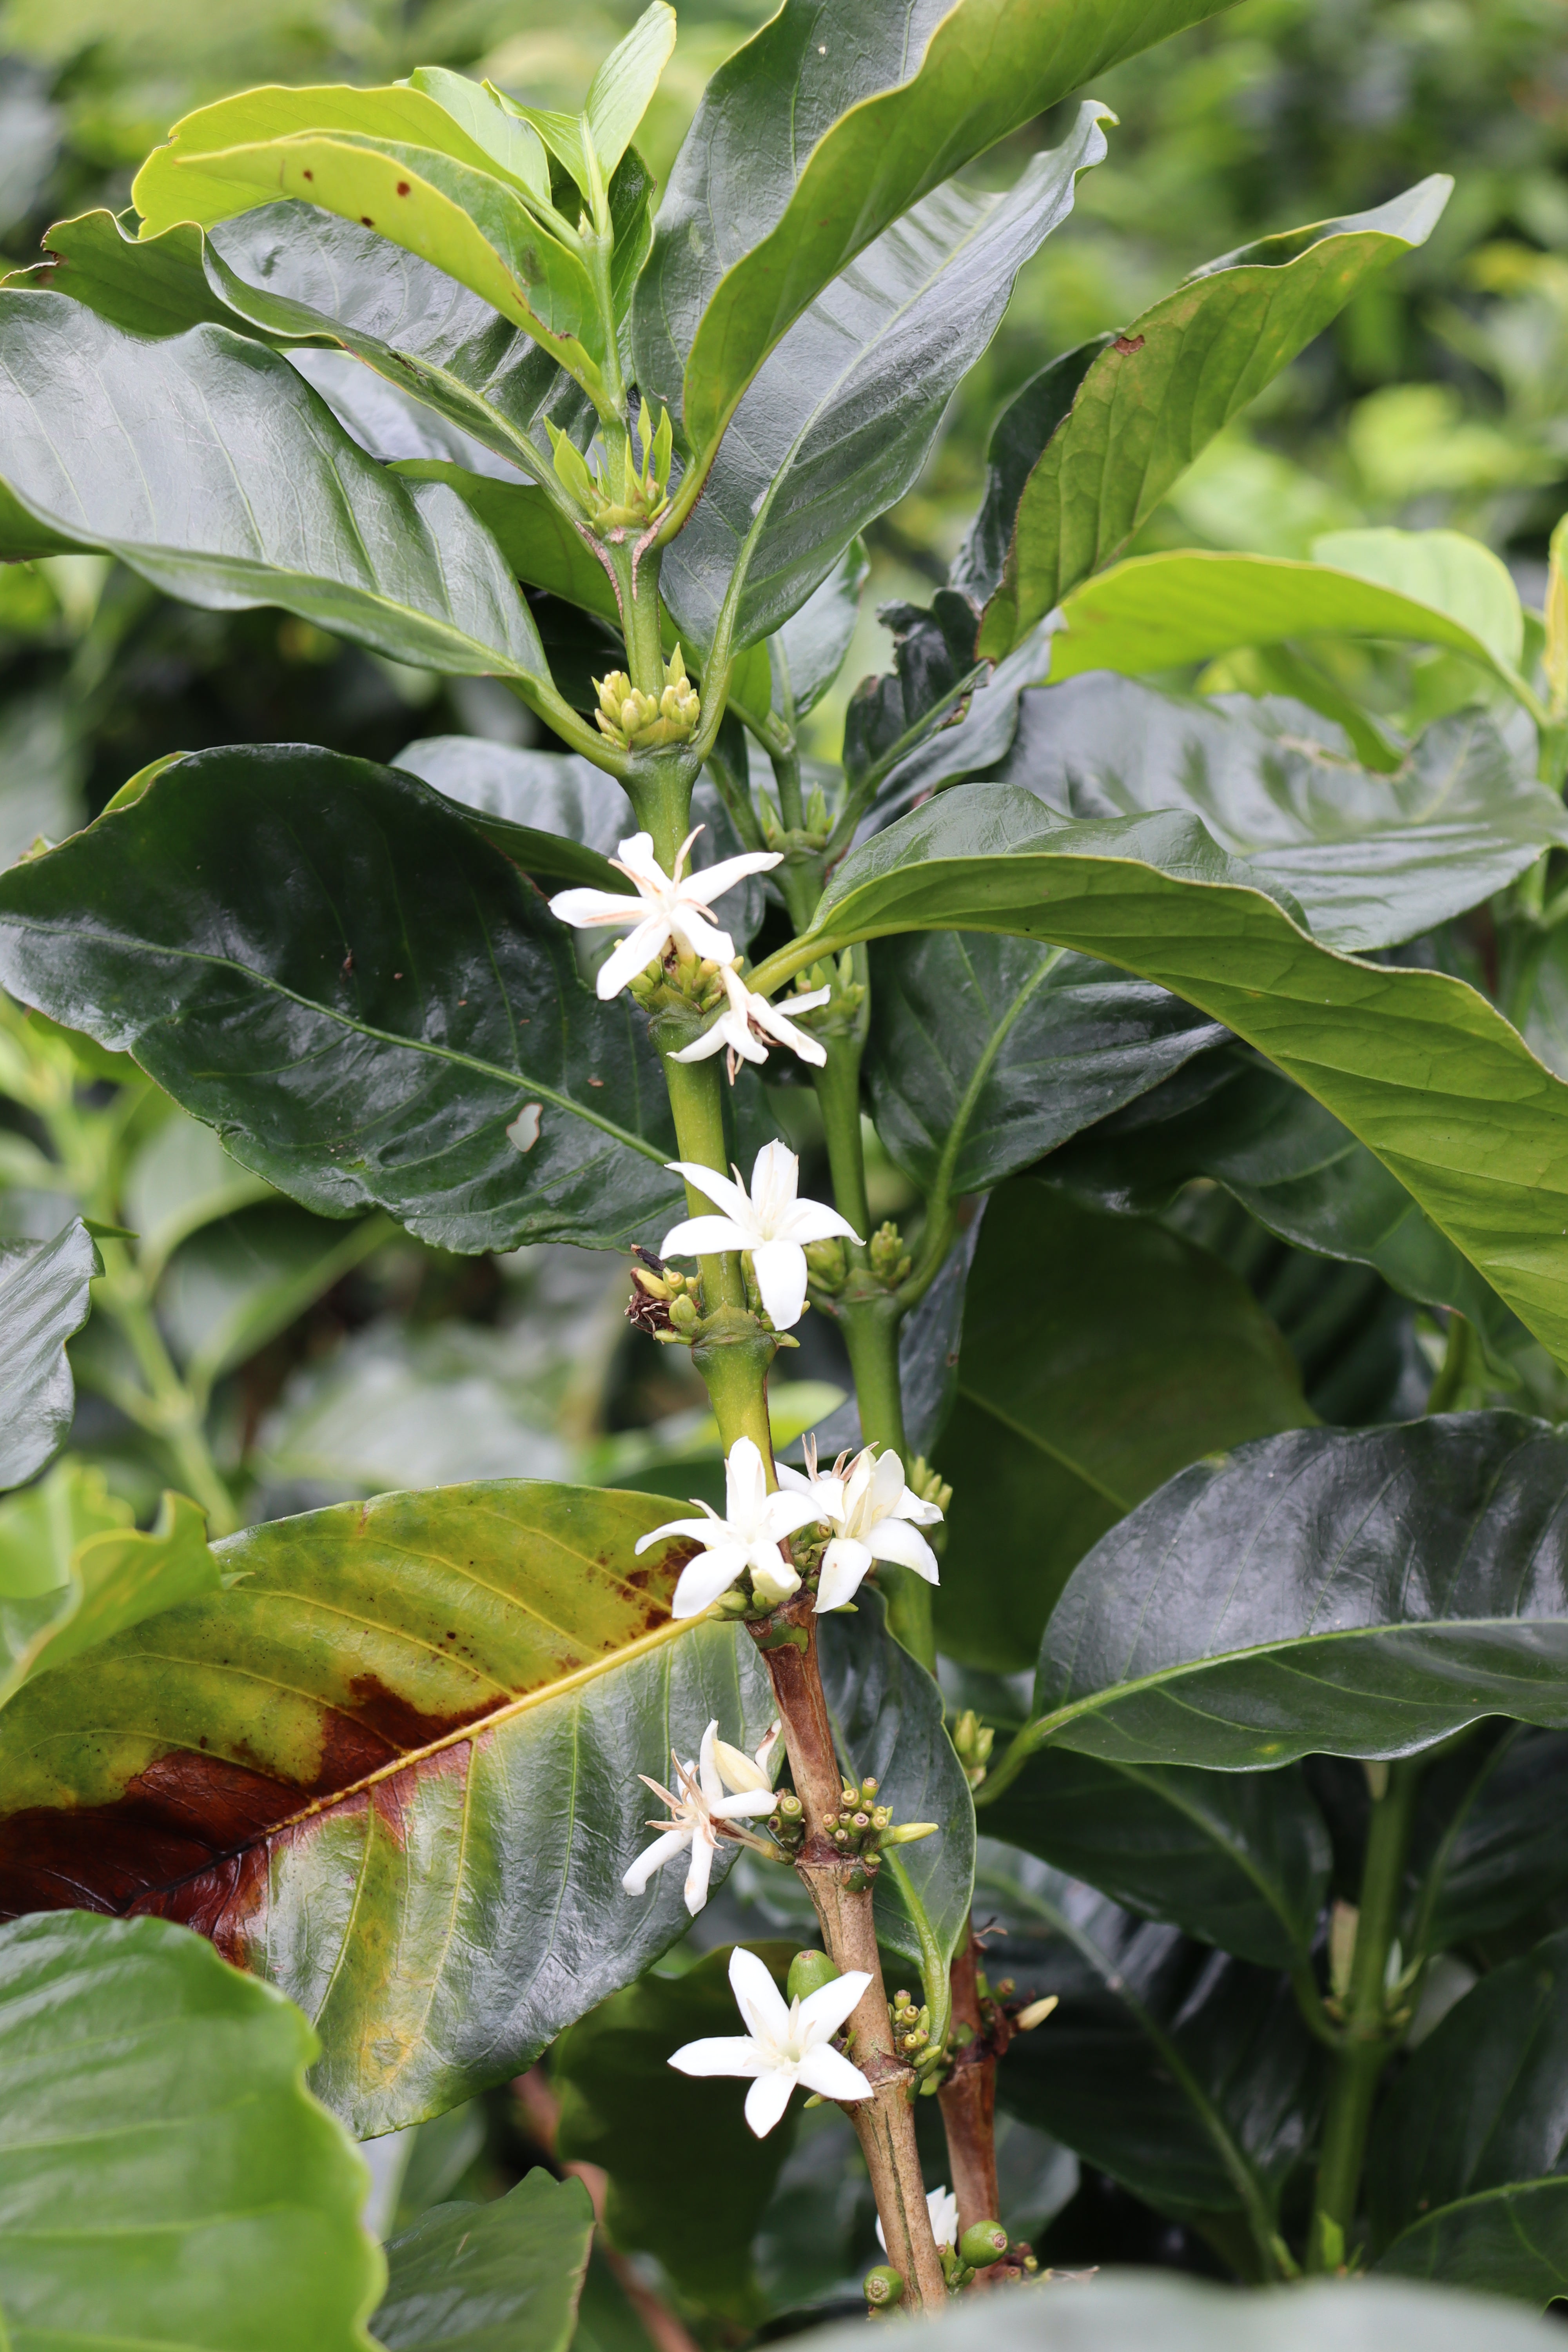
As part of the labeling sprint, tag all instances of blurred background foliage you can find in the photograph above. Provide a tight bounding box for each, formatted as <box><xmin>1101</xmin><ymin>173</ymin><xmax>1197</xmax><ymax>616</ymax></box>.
<box><xmin>4</xmin><ymin>0</ymin><xmax>1568</xmax><ymax>2325</ymax></box>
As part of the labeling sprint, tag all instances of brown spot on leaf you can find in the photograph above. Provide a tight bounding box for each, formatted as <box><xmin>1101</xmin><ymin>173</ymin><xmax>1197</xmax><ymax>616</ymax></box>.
<box><xmin>396</xmin><ymin>181</ymin><xmax>410</xmax><ymax>195</ymax></box>
<box><xmin>1113</xmin><ymin>333</ymin><xmax>1145</xmax><ymax>355</ymax></box>
<box><xmin>361</xmin><ymin>216</ymin><xmax>375</xmax><ymax>227</ymax></box>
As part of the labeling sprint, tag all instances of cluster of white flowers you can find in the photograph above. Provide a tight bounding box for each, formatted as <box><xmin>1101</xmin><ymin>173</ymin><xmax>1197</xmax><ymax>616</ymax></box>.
<box><xmin>635</xmin><ymin>1427</ymin><xmax>942</xmax><ymax>1623</ymax></box>
<box><xmin>549</xmin><ymin>830</ymin><xmax>830</xmax><ymax>1078</ymax></box>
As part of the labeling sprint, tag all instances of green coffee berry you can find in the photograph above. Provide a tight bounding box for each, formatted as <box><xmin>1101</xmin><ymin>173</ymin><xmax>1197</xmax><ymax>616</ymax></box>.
<box><xmin>958</xmin><ymin>2220</ymin><xmax>1009</xmax><ymax>2269</ymax></box>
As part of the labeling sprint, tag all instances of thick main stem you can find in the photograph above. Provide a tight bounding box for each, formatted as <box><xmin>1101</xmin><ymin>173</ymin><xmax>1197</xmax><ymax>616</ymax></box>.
<box><xmin>1307</xmin><ymin>1760</ymin><xmax>1422</xmax><ymax>2271</ymax></box>
<box><xmin>749</xmin><ymin>1591</ymin><xmax>947</xmax><ymax>2309</ymax></box>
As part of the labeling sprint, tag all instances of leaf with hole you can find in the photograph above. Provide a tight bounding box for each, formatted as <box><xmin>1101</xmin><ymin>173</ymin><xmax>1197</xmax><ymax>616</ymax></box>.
<box><xmin>0</xmin><ymin>746</ymin><xmax>684</xmax><ymax>1254</ymax></box>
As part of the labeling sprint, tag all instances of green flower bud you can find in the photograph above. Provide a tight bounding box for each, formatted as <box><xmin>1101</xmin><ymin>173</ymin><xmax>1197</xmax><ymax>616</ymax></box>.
<box><xmin>863</xmin><ymin>2266</ymin><xmax>904</xmax><ymax>2309</ymax></box>
<box><xmin>668</xmin><ymin>1292</ymin><xmax>699</xmax><ymax>1333</ymax></box>
<box><xmin>804</xmin><ymin>1236</ymin><xmax>848</xmax><ymax>1294</ymax></box>
<box><xmin>958</xmin><ymin>2221</ymin><xmax>1009</xmax><ymax>2269</ymax></box>
<box><xmin>787</xmin><ymin>1948</ymin><xmax>840</xmax><ymax>2005</ymax></box>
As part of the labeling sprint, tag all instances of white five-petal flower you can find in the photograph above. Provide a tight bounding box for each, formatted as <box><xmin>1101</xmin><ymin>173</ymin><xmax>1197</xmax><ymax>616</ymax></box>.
<box><xmin>669</xmin><ymin>1945</ymin><xmax>874</xmax><ymax>2138</ymax></box>
<box><xmin>634</xmin><ymin>1435</ymin><xmax>822</xmax><ymax>1617</ymax></box>
<box><xmin>778</xmin><ymin>1440</ymin><xmax>944</xmax><ymax>1612</ymax></box>
<box><xmin>661</xmin><ymin>1140</ymin><xmax>860</xmax><ymax>1330</ymax></box>
<box><xmin>878</xmin><ymin>2185</ymin><xmax>959</xmax><ymax>2255</ymax></box>
<box><xmin>621</xmin><ymin>1720</ymin><xmax>777</xmax><ymax>1916</ymax></box>
<box><xmin>670</xmin><ymin>962</ymin><xmax>833</xmax><ymax>1079</ymax></box>
<box><xmin>548</xmin><ymin>828</ymin><xmax>780</xmax><ymax>1002</ymax></box>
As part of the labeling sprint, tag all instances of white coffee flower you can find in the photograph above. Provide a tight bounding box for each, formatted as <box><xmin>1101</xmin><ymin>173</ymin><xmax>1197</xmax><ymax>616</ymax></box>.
<box><xmin>878</xmin><ymin>2185</ymin><xmax>959</xmax><ymax>2254</ymax></box>
<box><xmin>669</xmin><ymin>1945</ymin><xmax>874</xmax><ymax>2138</ymax></box>
<box><xmin>670</xmin><ymin>962</ymin><xmax>832</xmax><ymax>1080</ymax></box>
<box><xmin>778</xmin><ymin>1439</ymin><xmax>943</xmax><ymax>1612</ymax></box>
<box><xmin>548</xmin><ymin>828</ymin><xmax>779</xmax><ymax>1001</ymax></box>
<box><xmin>634</xmin><ymin>1435</ymin><xmax>821</xmax><ymax>1617</ymax></box>
<box><xmin>622</xmin><ymin>1720</ymin><xmax>776</xmax><ymax>1916</ymax></box>
<box><xmin>661</xmin><ymin>1140</ymin><xmax>859</xmax><ymax>1330</ymax></box>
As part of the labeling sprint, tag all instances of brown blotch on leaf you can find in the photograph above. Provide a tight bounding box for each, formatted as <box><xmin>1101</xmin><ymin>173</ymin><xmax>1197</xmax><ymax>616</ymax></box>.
<box><xmin>1113</xmin><ymin>333</ymin><xmax>1145</xmax><ymax>355</ymax></box>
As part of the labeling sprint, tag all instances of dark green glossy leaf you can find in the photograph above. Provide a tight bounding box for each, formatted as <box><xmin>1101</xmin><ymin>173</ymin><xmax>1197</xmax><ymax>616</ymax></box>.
<box><xmin>31</xmin><ymin>201</ymin><xmax>592</xmax><ymax>483</ymax></box>
<box><xmin>975</xmin><ymin>180</ymin><xmax>1449</xmax><ymax>654</ymax></box>
<box><xmin>1370</xmin><ymin>1926</ymin><xmax>1568</xmax><ymax>2301</ymax></box>
<box><xmin>773</xmin><ymin>542</ymin><xmax>868</xmax><ymax>721</ymax></box>
<box><xmin>1015</xmin><ymin>1412</ymin><xmax>1568</xmax><ymax>1775</ymax></box>
<box><xmin>980</xmin><ymin>1751</ymin><xmax>1330</xmax><ymax>1969</ymax></box>
<box><xmin>0</xmin><ymin>1480</ymin><xmax>773</xmax><ymax>2136</ymax></box>
<box><xmin>0</xmin><ymin>298</ymin><xmax>550</xmax><ymax>682</ymax></box>
<box><xmin>864</xmin><ymin>932</ymin><xmax>1223</xmax><ymax>1203</ymax></box>
<box><xmin>555</xmin><ymin>1945</ymin><xmax>797</xmax><ymax>2323</ymax></box>
<box><xmin>937</xmin><ymin>1180</ymin><xmax>1312</xmax><ymax>1671</ymax></box>
<box><xmin>751</xmin><ymin>784</ymin><xmax>1568</xmax><ymax>1370</ymax></box>
<box><xmin>0</xmin><ymin>1909</ymin><xmax>382</xmax><ymax>2351</ymax></box>
<box><xmin>661</xmin><ymin>114</ymin><xmax>1107</xmax><ymax>652</ymax></box>
<box><xmin>817</xmin><ymin>1589</ymin><xmax>975</xmax><ymax>1973</ymax></box>
<box><xmin>1046</xmin><ymin>538</ymin><xmax>1530</xmax><ymax>704</ymax></box>
<box><xmin>0</xmin><ymin>1216</ymin><xmax>97</xmax><ymax>1490</ymax></box>
<box><xmin>979</xmin><ymin>1849</ymin><xmax>1320</xmax><ymax>2227</ymax></box>
<box><xmin>0</xmin><ymin>1485</ymin><xmax>219</xmax><ymax>1711</ymax></box>
<box><xmin>389</xmin><ymin>739</ymin><xmax>766</xmax><ymax>948</ymax></box>
<box><xmin>0</xmin><ymin>746</ymin><xmax>684</xmax><ymax>1254</ymax></box>
<box><xmin>392</xmin><ymin>462</ymin><xmax>624</xmax><ymax>630</ymax></box>
<box><xmin>1411</xmin><ymin>1727</ymin><xmax>1568</xmax><ymax>1957</ymax></box>
<box><xmin>995</xmin><ymin>682</ymin><xmax>1565</xmax><ymax>951</ymax></box>
<box><xmin>950</xmin><ymin>341</ymin><xmax>1109</xmax><ymax>606</ymax></box>
<box><xmin>1042</xmin><ymin>1044</ymin><xmax>1518</xmax><ymax>1355</ymax></box>
<box><xmin>374</xmin><ymin>2171</ymin><xmax>595</xmax><ymax>2352</ymax></box>
<box><xmin>635</xmin><ymin>0</ymin><xmax>1241</xmax><ymax>458</ymax></box>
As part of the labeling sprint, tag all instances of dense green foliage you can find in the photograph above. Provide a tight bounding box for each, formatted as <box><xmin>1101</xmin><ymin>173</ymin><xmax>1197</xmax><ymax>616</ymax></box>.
<box><xmin>5</xmin><ymin>1</ymin><xmax>1568</xmax><ymax>2344</ymax></box>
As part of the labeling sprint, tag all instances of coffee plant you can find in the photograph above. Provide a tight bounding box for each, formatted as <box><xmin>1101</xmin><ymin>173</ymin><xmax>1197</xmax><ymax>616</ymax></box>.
<box><xmin>5</xmin><ymin>5</ymin><xmax>1568</xmax><ymax>2347</ymax></box>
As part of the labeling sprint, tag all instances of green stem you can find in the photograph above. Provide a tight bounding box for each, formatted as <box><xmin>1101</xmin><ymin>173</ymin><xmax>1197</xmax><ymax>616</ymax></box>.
<box><xmin>1306</xmin><ymin>1760</ymin><xmax>1423</xmax><ymax>2272</ymax></box>
<box><xmin>881</xmin><ymin>1846</ymin><xmax>951</xmax><ymax>2056</ymax></box>
<box><xmin>813</xmin><ymin>1034</ymin><xmax>873</xmax><ymax>1258</ymax></box>
<box><xmin>625</xmin><ymin>748</ymin><xmax>699</xmax><ymax>871</ymax></box>
<box><xmin>617</xmin><ymin>543</ymin><xmax>666</xmax><ymax>702</ymax></box>
<box><xmin>1425</xmin><ymin>1312</ymin><xmax>1475</xmax><ymax>1413</ymax></box>
<box><xmin>95</xmin><ymin>1247</ymin><xmax>238</xmax><ymax>1535</ymax></box>
<box><xmin>659</xmin><ymin>1051</ymin><xmax>747</xmax><ymax>1315</ymax></box>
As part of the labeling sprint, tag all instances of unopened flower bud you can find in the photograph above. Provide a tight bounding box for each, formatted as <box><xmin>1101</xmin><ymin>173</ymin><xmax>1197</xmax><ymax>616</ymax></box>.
<box><xmin>712</xmin><ymin>1737</ymin><xmax>771</xmax><ymax>1794</ymax></box>
<box><xmin>864</xmin><ymin>2266</ymin><xmax>904</xmax><ymax>2309</ymax></box>
<box><xmin>804</xmin><ymin>1236</ymin><xmax>848</xmax><ymax>1294</ymax></box>
<box><xmin>880</xmin><ymin>1820</ymin><xmax>938</xmax><ymax>1846</ymax></box>
<box><xmin>959</xmin><ymin>2222</ymin><xmax>1009</xmax><ymax>2269</ymax></box>
<box><xmin>668</xmin><ymin>1292</ymin><xmax>699</xmax><ymax>1333</ymax></box>
<box><xmin>1014</xmin><ymin>1994</ymin><xmax>1059</xmax><ymax>2031</ymax></box>
<box><xmin>777</xmin><ymin>1792</ymin><xmax>802</xmax><ymax>1819</ymax></box>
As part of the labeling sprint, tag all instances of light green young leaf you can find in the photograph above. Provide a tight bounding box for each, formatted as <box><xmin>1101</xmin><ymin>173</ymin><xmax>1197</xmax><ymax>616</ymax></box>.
<box><xmin>1046</xmin><ymin>544</ymin><xmax>1536</xmax><ymax>709</ymax></box>
<box><xmin>138</xmin><ymin>133</ymin><xmax>604</xmax><ymax>389</ymax></box>
<box><xmin>585</xmin><ymin>3</ymin><xmax>678</xmax><ymax>181</ymax></box>
<box><xmin>1312</xmin><ymin>525</ymin><xmax>1524</xmax><ymax>672</ymax></box>
<box><xmin>0</xmin><ymin>1481</ymin><xmax>220</xmax><ymax>1710</ymax></box>
<box><xmin>405</xmin><ymin>67</ymin><xmax>553</xmax><ymax>203</ymax></box>
<box><xmin>0</xmin><ymin>1910</ymin><xmax>383</xmax><ymax>2352</ymax></box>
<box><xmin>971</xmin><ymin>179</ymin><xmax>1450</xmax><ymax>649</ymax></box>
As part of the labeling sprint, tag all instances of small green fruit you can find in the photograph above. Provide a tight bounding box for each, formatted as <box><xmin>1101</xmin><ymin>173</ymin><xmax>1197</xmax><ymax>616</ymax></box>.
<box><xmin>787</xmin><ymin>1948</ymin><xmax>840</xmax><ymax>2004</ymax></box>
<box><xmin>863</xmin><ymin>2266</ymin><xmax>904</xmax><ymax>2309</ymax></box>
<box><xmin>958</xmin><ymin>2220</ymin><xmax>1009</xmax><ymax>2269</ymax></box>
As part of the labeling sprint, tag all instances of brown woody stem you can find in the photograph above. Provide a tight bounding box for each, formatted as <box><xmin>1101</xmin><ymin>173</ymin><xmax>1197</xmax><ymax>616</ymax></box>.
<box><xmin>748</xmin><ymin>1588</ymin><xmax>947</xmax><ymax>2310</ymax></box>
<box><xmin>939</xmin><ymin>1931</ymin><xmax>1009</xmax><ymax>2237</ymax></box>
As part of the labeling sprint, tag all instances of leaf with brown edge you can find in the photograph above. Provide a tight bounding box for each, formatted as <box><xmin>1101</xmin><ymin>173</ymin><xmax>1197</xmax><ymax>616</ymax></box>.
<box><xmin>0</xmin><ymin>1479</ymin><xmax>774</xmax><ymax>2138</ymax></box>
